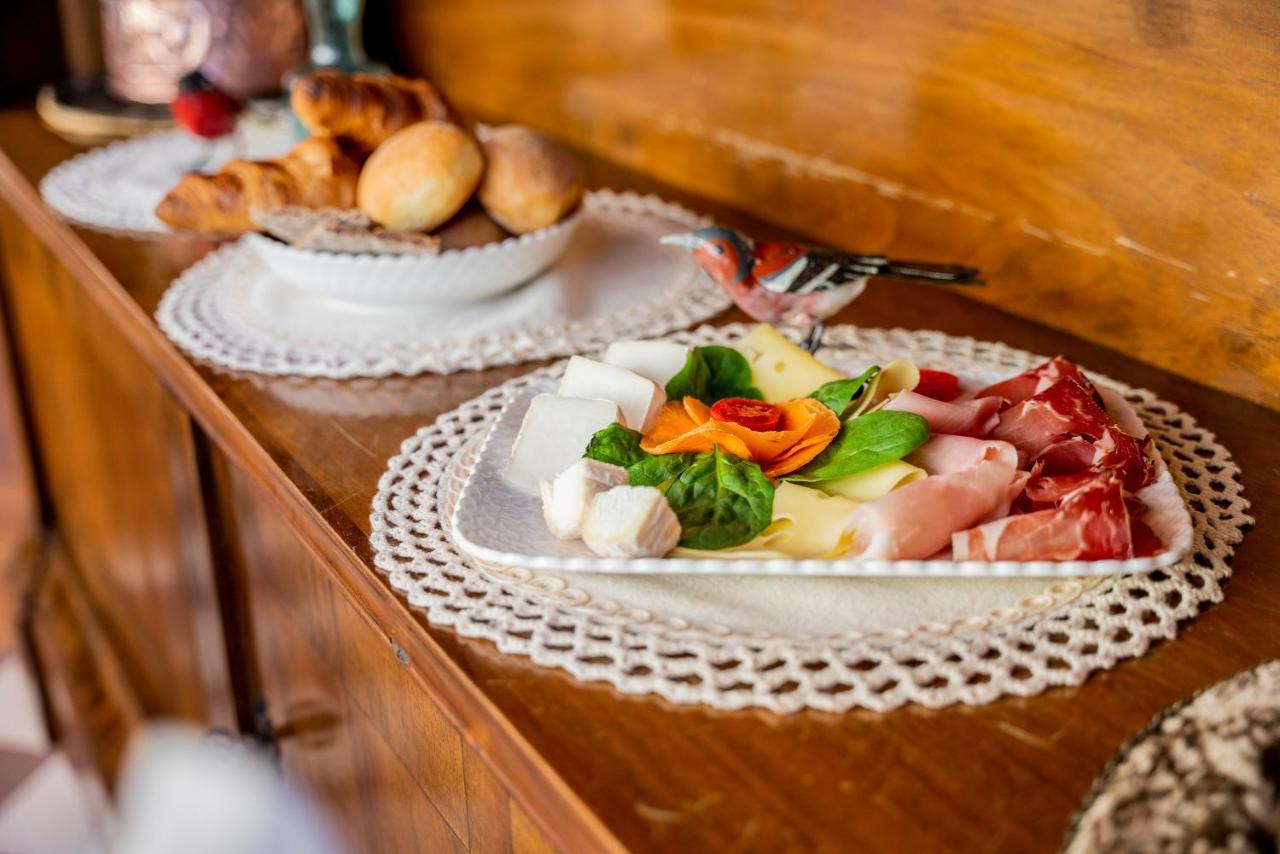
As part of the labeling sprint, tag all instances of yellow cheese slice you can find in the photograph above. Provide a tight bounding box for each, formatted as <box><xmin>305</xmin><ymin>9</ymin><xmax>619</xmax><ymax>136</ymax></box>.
<box><xmin>674</xmin><ymin>482</ymin><xmax>860</xmax><ymax>560</ymax></box>
<box><xmin>818</xmin><ymin>460</ymin><xmax>927</xmax><ymax>501</ymax></box>
<box><xmin>854</xmin><ymin>358</ymin><xmax>921</xmax><ymax>415</ymax></box>
<box><xmin>737</xmin><ymin>325</ymin><xmax>845</xmax><ymax>402</ymax></box>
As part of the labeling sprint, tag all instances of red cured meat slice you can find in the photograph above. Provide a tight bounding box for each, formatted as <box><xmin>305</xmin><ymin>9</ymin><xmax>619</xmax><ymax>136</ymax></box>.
<box><xmin>976</xmin><ymin>357</ymin><xmax>1103</xmax><ymax>408</ymax></box>
<box><xmin>1092</xmin><ymin>427</ymin><xmax>1157</xmax><ymax>492</ymax></box>
<box><xmin>990</xmin><ymin>377</ymin><xmax>1115</xmax><ymax>460</ymax></box>
<box><xmin>881</xmin><ymin>391</ymin><xmax>1003</xmax><ymax>438</ymax></box>
<box><xmin>953</xmin><ymin>475</ymin><xmax>1134</xmax><ymax>561</ymax></box>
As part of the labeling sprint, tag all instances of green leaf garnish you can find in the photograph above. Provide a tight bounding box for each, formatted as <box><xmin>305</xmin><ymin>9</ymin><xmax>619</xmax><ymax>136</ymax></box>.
<box><xmin>664</xmin><ymin>449</ymin><xmax>774</xmax><ymax>549</ymax></box>
<box><xmin>785</xmin><ymin>411</ymin><xmax>930</xmax><ymax>483</ymax></box>
<box><xmin>584</xmin><ymin>424</ymin><xmax>694</xmax><ymax>488</ymax></box>
<box><xmin>665</xmin><ymin>346</ymin><xmax>762</xmax><ymax>405</ymax></box>
<box><xmin>583</xmin><ymin>423</ymin><xmax>649</xmax><ymax>468</ymax></box>
<box><xmin>808</xmin><ymin>366</ymin><xmax>880</xmax><ymax>418</ymax></box>
<box><xmin>628</xmin><ymin>453</ymin><xmax>695</xmax><ymax>488</ymax></box>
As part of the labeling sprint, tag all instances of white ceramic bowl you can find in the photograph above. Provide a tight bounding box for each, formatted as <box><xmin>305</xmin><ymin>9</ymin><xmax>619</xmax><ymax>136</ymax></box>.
<box><xmin>246</xmin><ymin>207</ymin><xmax>583</xmax><ymax>307</ymax></box>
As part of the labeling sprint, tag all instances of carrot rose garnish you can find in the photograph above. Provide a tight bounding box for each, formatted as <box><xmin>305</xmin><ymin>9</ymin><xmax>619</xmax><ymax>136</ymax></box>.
<box><xmin>641</xmin><ymin>396</ymin><xmax>840</xmax><ymax>477</ymax></box>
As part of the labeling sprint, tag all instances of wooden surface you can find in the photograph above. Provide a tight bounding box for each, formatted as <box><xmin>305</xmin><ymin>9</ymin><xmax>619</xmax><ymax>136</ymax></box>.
<box><xmin>390</xmin><ymin>0</ymin><xmax>1280</xmax><ymax>410</ymax></box>
<box><xmin>1</xmin><ymin>107</ymin><xmax>1278</xmax><ymax>851</ymax></box>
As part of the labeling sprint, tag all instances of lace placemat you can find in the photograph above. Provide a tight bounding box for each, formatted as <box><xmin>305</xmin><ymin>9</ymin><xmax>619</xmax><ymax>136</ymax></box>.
<box><xmin>156</xmin><ymin>191</ymin><xmax>731</xmax><ymax>377</ymax></box>
<box><xmin>1065</xmin><ymin>659</ymin><xmax>1280</xmax><ymax>852</ymax></box>
<box><xmin>369</xmin><ymin>324</ymin><xmax>1252</xmax><ymax>713</ymax></box>
<box><xmin>39</xmin><ymin>113</ymin><xmax>296</xmax><ymax>235</ymax></box>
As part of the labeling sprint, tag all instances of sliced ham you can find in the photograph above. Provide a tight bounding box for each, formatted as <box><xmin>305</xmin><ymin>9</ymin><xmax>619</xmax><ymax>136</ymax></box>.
<box><xmin>976</xmin><ymin>357</ymin><xmax>1102</xmax><ymax>408</ymax></box>
<box><xmin>953</xmin><ymin>475</ymin><xmax>1134</xmax><ymax>561</ymax></box>
<box><xmin>907</xmin><ymin>434</ymin><xmax>1018</xmax><ymax>475</ymax></box>
<box><xmin>846</xmin><ymin>453</ymin><xmax>1017</xmax><ymax>560</ymax></box>
<box><xmin>990</xmin><ymin>377</ymin><xmax>1115</xmax><ymax>461</ymax></box>
<box><xmin>882</xmin><ymin>391</ymin><xmax>1003</xmax><ymax>438</ymax></box>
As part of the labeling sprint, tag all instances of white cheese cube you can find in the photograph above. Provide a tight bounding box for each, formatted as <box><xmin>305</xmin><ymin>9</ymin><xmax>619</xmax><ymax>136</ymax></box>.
<box><xmin>503</xmin><ymin>395</ymin><xmax>621</xmax><ymax>495</ymax></box>
<box><xmin>582</xmin><ymin>485</ymin><xmax>681</xmax><ymax>558</ymax></box>
<box><xmin>540</xmin><ymin>459</ymin><xmax>630</xmax><ymax>539</ymax></box>
<box><xmin>557</xmin><ymin>356</ymin><xmax>666</xmax><ymax>432</ymax></box>
<box><xmin>602</xmin><ymin>340</ymin><xmax>691</xmax><ymax>389</ymax></box>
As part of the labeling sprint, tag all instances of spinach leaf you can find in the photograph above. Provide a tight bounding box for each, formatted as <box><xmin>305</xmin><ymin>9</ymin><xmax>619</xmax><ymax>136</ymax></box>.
<box><xmin>665</xmin><ymin>346</ymin><xmax>762</xmax><ymax>405</ymax></box>
<box><xmin>583</xmin><ymin>423</ymin><xmax>648</xmax><ymax>468</ymax></box>
<box><xmin>664</xmin><ymin>449</ymin><xmax>775</xmax><ymax>549</ymax></box>
<box><xmin>785</xmin><ymin>411</ymin><xmax>930</xmax><ymax>483</ymax></box>
<box><xmin>584</xmin><ymin>425</ymin><xmax>695</xmax><ymax>487</ymax></box>
<box><xmin>628</xmin><ymin>453</ymin><xmax>695</xmax><ymax>488</ymax></box>
<box><xmin>808</xmin><ymin>366</ymin><xmax>880</xmax><ymax>418</ymax></box>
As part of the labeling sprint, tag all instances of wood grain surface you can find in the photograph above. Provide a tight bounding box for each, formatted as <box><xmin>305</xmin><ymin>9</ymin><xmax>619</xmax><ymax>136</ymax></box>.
<box><xmin>389</xmin><ymin>0</ymin><xmax>1280</xmax><ymax>410</ymax></box>
<box><xmin>0</xmin><ymin>196</ymin><xmax>234</xmax><ymax>729</ymax></box>
<box><xmin>1</xmin><ymin>108</ymin><xmax>1278</xmax><ymax>851</ymax></box>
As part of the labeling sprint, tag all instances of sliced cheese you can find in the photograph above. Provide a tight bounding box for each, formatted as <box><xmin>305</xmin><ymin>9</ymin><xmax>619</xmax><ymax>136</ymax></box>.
<box><xmin>673</xmin><ymin>482</ymin><xmax>860</xmax><ymax>559</ymax></box>
<box><xmin>818</xmin><ymin>460</ymin><xmax>927</xmax><ymax>501</ymax></box>
<box><xmin>602</xmin><ymin>340</ymin><xmax>690</xmax><ymax>389</ymax></box>
<box><xmin>540</xmin><ymin>459</ymin><xmax>629</xmax><ymax>539</ymax></box>
<box><xmin>558</xmin><ymin>356</ymin><xmax>666</xmax><ymax>432</ymax></box>
<box><xmin>503</xmin><ymin>395</ymin><xmax>620</xmax><ymax>495</ymax></box>
<box><xmin>857</xmin><ymin>358</ymin><xmax>921</xmax><ymax>414</ymax></box>
<box><xmin>582</xmin><ymin>485</ymin><xmax>681</xmax><ymax>558</ymax></box>
<box><xmin>737</xmin><ymin>324</ymin><xmax>844</xmax><ymax>402</ymax></box>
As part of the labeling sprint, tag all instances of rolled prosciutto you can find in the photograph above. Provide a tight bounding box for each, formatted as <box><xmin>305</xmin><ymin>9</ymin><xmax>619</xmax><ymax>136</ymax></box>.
<box><xmin>953</xmin><ymin>475</ymin><xmax>1134</xmax><ymax>561</ymax></box>
<box><xmin>882</xmin><ymin>391</ymin><xmax>1003</xmax><ymax>438</ymax></box>
<box><xmin>976</xmin><ymin>357</ymin><xmax>1102</xmax><ymax>408</ymax></box>
<box><xmin>907</xmin><ymin>434</ymin><xmax>1018</xmax><ymax>475</ymax></box>
<box><xmin>846</xmin><ymin>452</ymin><xmax>1017</xmax><ymax>560</ymax></box>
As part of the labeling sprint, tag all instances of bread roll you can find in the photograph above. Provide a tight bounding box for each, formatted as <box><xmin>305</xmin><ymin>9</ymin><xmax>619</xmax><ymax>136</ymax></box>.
<box><xmin>477</xmin><ymin>125</ymin><xmax>583</xmax><ymax>234</ymax></box>
<box><xmin>357</xmin><ymin>121</ymin><xmax>483</xmax><ymax>231</ymax></box>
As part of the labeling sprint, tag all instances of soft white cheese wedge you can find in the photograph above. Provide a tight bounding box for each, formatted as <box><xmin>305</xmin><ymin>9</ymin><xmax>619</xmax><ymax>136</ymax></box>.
<box><xmin>503</xmin><ymin>395</ymin><xmax>621</xmax><ymax>495</ymax></box>
<box><xmin>602</xmin><ymin>340</ymin><xmax>690</xmax><ymax>389</ymax></box>
<box><xmin>539</xmin><ymin>459</ymin><xmax>630</xmax><ymax>539</ymax></box>
<box><xmin>557</xmin><ymin>356</ymin><xmax>666</xmax><ymax>432</ymax></box>
<box><xmin>581</xmin><ymin>485</ymin><xmax>681</xmax><ymax>559</ymax></box>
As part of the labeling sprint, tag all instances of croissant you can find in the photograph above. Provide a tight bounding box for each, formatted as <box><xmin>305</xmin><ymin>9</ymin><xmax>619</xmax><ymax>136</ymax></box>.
<box><xmin>155</xmin><ymin>137</ymin><xmax>362</xmax><ymax>233</ymax></box>
<box><xmin>291</xmin><ymin>70</ymin><xmax>453</xmax><ymax>150</ymax></box>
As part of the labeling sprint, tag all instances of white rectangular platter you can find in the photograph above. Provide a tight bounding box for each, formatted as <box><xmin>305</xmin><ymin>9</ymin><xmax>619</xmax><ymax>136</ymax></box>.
<box><xmin>450</xmin><ymin>380</ymin><xmax>1194</xmax><ymax>577</ymax></box>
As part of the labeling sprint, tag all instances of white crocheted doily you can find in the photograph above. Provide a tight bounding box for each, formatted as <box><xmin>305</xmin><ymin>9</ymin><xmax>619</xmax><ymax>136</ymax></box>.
<box><xmin>369</xmin><ymin>325</ymin><xmax>1252</xmax><ymax>713</ymax></box>
<box><xmin>155</xmin><ymin>191</ymin><xmax>730</xmax><ymax>377</ymax></box>
<box><xmin>39</xmin><ymin>113</ymin><xmax>296</xmax><ymax>234</ymax></box>
<box><xmin>1065</xmin><ymin>659</ymin><xmax>1280</xmax><ymax>852</ymax></box>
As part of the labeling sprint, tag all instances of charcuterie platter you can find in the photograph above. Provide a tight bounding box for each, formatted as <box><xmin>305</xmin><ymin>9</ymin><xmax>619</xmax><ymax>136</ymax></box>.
<box><xmin>451</xmin><ymin>324</ymin><xmax>1193</xmax><ymax>577</ymax></box>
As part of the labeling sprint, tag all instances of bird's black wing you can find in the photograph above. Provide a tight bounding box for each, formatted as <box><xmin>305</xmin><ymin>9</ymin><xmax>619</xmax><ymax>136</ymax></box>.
<box><xmin>805</xmin><ymin>248</ymin><xmax>983</xmax><ymax>287</ymax></box>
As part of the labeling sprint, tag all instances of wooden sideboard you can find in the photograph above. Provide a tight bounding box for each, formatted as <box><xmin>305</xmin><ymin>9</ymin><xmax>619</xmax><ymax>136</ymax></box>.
<box><xmin>1</xmin><ymin>107</ymin><xmax>1279</xmax><ymax>852</ymax></box>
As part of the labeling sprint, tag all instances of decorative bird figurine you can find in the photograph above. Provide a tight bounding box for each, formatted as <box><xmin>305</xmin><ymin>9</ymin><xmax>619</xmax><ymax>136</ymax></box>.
<box><xmin>661</xmin><ymin>226</ymin><xmax>982</xmax><ymax>351</ymax></box>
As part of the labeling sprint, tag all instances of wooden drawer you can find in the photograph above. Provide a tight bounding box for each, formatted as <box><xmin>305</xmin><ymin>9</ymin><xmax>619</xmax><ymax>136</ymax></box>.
<box><xmin>210</xmin><ymin>449</ymin><xmax>557</xmax><ymax>852</ymax></box>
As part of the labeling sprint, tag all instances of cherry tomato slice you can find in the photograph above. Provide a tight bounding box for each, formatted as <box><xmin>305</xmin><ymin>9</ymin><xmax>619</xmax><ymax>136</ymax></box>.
<box><xmin>710</xmin><ymin>398</ymin><xmax>783</xmax><ymax>431</ymax></box>
<box><xmin>915</xmin><ymin>369</ymin><xmax>961</xmax><ymax>402</ymax></box>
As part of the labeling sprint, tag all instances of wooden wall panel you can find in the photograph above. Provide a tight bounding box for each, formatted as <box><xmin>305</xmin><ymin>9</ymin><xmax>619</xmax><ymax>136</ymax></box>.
<box><xmin>0</xmin><ymin>203</ymin><xmax>231</xmax><ymax>727</ymax></box>
<box><xmin>391</xmin><ymin>0</ymin><xmax>1280</xmax><ymax>409</ymax></box>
